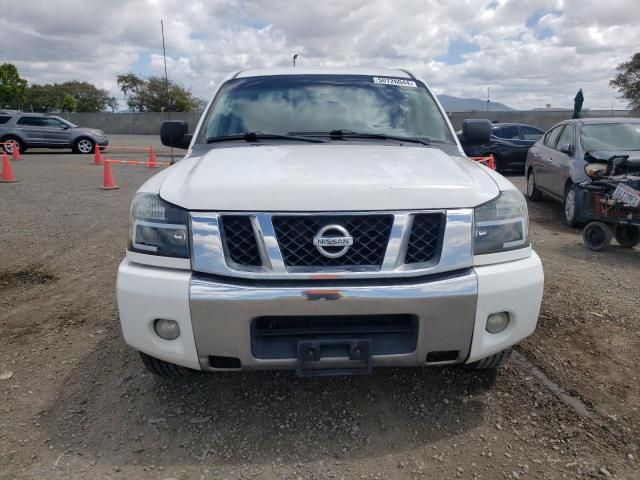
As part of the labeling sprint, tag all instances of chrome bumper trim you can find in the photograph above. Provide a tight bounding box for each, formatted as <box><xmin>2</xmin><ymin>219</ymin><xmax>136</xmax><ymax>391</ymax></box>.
<box><xmin>189</xmin><ymin>269</ymin><xmax>478</xmax><ymax>370</ymax></box>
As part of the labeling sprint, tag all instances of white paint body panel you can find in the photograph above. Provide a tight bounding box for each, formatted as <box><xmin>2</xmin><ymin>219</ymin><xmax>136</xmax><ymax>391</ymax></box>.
<box><xmin>159</xmin><ymin>145</ymin><xmax>500</xmax><ymax>211</ymax></box>
<box><xmin>467</xmin><ymin>251</ymin><xmax>544</xmax><ymax>363</ymax></box>
<box><xmin>117</xmin><ymin>260</ymin><xmax>199</xmax><ymax>370</ymax></box>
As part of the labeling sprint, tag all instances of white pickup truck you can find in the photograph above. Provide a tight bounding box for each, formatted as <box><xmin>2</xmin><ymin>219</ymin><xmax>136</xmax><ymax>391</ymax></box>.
<box><xmin>117</xmin><ymin>67</ymin><xmax>544</xmax><ymax>377</ymax></box>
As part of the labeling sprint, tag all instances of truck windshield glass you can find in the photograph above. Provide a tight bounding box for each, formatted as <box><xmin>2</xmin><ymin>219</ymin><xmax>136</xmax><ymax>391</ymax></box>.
<box><xmin>202</xmin><ymin>75</ymin><xmax>453</xmax><ymax>143</ymax></box>
<box><xmin>581</xmin><ymin>123</ymin><xmax>640</xmax><ymax>151</ymax></box>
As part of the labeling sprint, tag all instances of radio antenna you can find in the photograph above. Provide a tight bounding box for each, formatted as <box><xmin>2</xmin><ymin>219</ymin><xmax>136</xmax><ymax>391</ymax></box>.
<box><xmin>161</xmin><ymin>19</ymin><xmax>174</xmax><ymax>162</ymax></box>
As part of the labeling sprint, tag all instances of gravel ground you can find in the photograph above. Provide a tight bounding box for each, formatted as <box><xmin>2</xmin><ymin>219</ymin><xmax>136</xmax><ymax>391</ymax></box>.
<box><xmin>0</xmin><ymin>136</ymin><xmax>638</xmax><ymax>479</ymax></box>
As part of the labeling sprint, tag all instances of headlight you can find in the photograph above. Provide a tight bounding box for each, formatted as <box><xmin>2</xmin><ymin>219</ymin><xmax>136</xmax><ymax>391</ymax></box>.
<box><xmin>474</xmin><ymin>190</ymin><xmax>529</xmax><ymax>255</ymax></box>
<box><xmin>129</xmin><ymin>193</ymin><xmax>189</xmax><ymax>258</ymax></box>
<box><xmin>584</xmin><ymin>163</ymin><xmax>606</xmax><ymax>177</ymax></box>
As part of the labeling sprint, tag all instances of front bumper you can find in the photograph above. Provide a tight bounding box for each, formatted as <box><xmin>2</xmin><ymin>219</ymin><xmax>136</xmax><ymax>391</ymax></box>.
<box><xmin>117</xmin><ymin>252</ymin><xmax>543</xmax><ymax>371</ymax></box>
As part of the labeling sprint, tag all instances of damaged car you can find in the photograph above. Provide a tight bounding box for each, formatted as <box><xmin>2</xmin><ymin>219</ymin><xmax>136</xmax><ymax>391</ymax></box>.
<box><xmin>525</xmin><ymin>118</ymin><xmax>640</xmax><ymax>227</ymax></box>
<box><xmin>579</xmin><ymin>151</ymin><xmax>640</xmax><ymax>250</ymax></box>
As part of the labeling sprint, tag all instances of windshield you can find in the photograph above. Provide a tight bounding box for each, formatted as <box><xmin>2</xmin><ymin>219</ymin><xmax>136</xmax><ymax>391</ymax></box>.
<box><xmin>581</xmin><ymin>123</ymin><xmax>640</xmax><ymax>151</ymax></box>
<box><xmin>201</xmin><ymin>74</ymin><xmax>453</xmax><ymax>143</ymax></box>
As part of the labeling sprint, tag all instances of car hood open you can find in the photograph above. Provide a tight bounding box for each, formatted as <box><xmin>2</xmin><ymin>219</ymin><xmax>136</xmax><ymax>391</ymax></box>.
<box><xmin>159</xmin><ymin>144</ymin><xmax>500</xmax><ymax>211</ymax></box>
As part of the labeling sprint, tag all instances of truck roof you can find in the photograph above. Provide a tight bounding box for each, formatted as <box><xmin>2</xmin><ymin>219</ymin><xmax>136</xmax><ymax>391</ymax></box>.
<box><xmin>235</xmin><ymin>66</ymin><xmax>414</xmax><ymax>78</ymax></box>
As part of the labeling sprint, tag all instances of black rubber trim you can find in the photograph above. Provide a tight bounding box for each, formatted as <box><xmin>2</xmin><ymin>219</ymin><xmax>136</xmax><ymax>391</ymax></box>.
<box><xmin>398</xmin><ymin>69</ymin><xmax>416</xmax><ymax>79</ymax></box>
<box><xmin>191</xmin><ymin>268</ymin><xmax>473</xmax><ymax>289</ymax></box>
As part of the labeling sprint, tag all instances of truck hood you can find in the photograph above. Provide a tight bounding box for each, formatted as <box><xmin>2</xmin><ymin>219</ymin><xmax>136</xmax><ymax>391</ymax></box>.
<box><xmin>159</xmin><ymin>144</ymin><xmax>500</xmax><ymax>211</ymax></box>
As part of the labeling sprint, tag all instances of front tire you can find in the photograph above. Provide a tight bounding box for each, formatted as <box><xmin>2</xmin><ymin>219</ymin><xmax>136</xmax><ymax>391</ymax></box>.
<box><xmin>465</xmin><ymin>348</ymin><xmax>512</xmax><ymax>370</ymax></box>
<box><xmin>139</xmin><ymin>352</ymin><xmax>197</xmax><ymax>377</ymax></box>
<box><xmin>526</xmin><ymin>170</ymin><xmax>543</xmax><ymax>201</ymax></box>
<box><xmin>615</xmin><ymin>225</ymin><xmax>640</xmax><ymax>248</ymax></box>
<box><xmin>563</xmin><ymin>184</ymin><xmax>582</xmax><ymax>227</ymax></box>
<box><xmin>73</xmin><ymin>137</ymin><xmax>95</xmax><ymax>154</ymax></box>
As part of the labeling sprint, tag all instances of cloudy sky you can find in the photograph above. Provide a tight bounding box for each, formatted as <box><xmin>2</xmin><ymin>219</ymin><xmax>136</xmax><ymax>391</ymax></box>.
<box><xmin>1</xmin><ymin>0</ymin><xmax>638</xmax><ymax>110</ymax></box>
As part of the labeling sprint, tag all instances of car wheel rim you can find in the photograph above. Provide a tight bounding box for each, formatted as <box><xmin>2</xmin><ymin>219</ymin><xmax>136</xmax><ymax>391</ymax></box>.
<box><xmin>565</xmin><ymin>190</ymin><xmax>575</xmax><ymax>221</ymax></box>
<box><xmin>527</xmin><ymin>174</ymin><xmax>535</xmax><ymax>196</ymax></box>
<box><xmin>78</xmin><ymin>140</ymin><xmax>92</xmax><ymax>153</ymax></box>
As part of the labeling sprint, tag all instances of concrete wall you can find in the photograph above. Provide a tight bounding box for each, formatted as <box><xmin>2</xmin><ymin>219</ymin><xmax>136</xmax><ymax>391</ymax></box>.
<box><xmin>59</xmin><ymin>110</ymin><xmax>639</xmax><ymax>136</ymax></box>
<box><xmin>448</xmin><ymin>110</ymin><xmax>638</xmax><ymax>131</ymax></box>
<box><xmin>63</xmin><ymin>112</ymin><xmax>202</xmax><ymax>135</ymax></box>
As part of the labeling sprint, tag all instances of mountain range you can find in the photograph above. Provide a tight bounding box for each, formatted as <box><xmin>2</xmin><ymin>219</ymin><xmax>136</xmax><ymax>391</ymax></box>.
<box><xmin>436</xmin><ymin>94</ymin><xmax>514</xmax><ymax>112</ymax></box>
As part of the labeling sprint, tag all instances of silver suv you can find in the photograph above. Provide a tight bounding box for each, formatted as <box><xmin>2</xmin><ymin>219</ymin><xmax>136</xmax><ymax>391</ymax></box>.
<box><xmin>0</xmin><ymin>113</ymin><xmax>108</xmax><ymax>154</ymax></box>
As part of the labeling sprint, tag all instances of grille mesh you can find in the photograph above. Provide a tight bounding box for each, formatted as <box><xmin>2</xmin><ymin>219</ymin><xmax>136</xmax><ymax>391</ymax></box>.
<box><xmin>220</xmin><ymin>216</ymin><xmax>262</xmax><ymax>267</ymax></box>
<box><xmin>272</xmin><ymin>215</ymin><xmax>393</xmax><ymax>268</ymax></box>
<box><xmin>404</xmin><ymin>213</ymin><xmax>444</xmax><ymax>264</ymax></box>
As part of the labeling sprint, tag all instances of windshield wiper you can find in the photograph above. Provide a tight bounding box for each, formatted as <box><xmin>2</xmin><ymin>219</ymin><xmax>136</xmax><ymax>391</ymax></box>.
<box><xmin>327</xmin><ymin>129</ymin><xmax>430</xmax><ymax>146</ymax></box>
<box><xmin>207</xmin><ymin>132</ymin><xmax>326</xmax><ymax>144</ymax></box>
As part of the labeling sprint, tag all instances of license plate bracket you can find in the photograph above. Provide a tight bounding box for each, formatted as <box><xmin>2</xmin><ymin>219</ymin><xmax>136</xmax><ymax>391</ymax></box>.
<box><xmin>612</xmin><ymin>183</ymin><xmax>640</xmax><ymax>208</ymax></box>
<box><xmin>296</xmin><ymin>339</ymin><xmax>372</xmax><ymax>377</ymax></box>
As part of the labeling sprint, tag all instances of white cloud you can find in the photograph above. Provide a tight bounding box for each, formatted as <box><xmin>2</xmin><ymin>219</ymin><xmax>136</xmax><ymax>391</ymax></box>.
<box><xmin>0</xmin><ymin>0</ymin><xmax>638</xmax><ymax>109</ymax></box>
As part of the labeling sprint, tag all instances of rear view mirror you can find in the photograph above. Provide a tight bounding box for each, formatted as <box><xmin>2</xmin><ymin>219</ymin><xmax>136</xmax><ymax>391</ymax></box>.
<box><xmin>560</xmin><ymin>143</ymin><xmax>574</xmax><ymax>155</ymax></box>
<box><xmin>459</xmin><ymin>119</ymin><xmax>491</xmax><ymax>147</ymax></box>
<box><xmin>160</xmin><ymin>121</ymin><xmax>192</xmax><ymax>149</ymax></box>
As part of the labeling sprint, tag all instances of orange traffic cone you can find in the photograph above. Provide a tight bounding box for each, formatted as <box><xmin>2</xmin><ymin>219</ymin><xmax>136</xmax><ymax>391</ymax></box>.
<box><xmin>93</xmin><ymin>147</ymin><xmax>103</xmax><ymax>165</ymax></box>
<box><xmin>100</xmin><ymin>159</ymin><xmax>119</xmax><ymax>190</ymax></box>
<box><xmin>11</xmin><ymin>143</ymin><xmax>22</xmax><ymax>161</ymax></box>
<box><xmin>1</xmin><ymin>150</ymin><xmax>18</xmax><ymax>182</ymax></box>
<box><xmin>147</xmin><ymin>145</ymin><xmax>157</xmax><ymax>168</ymax></box>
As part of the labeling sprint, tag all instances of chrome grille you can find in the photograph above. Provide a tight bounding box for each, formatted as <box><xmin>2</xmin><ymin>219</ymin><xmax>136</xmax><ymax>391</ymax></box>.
<box><xmin>190</xmin><ymin>209</ymin><xmax>473</xmax><ymax>279</ymax></box>
<box><xmin>220</xmin><ymin>216</ymin><xmax>262</xmax><ymax>267</ymax></box>
<box><xmin>272</xmin><ymin>215</ymin><xmax>393</xmax><ymax>268</ymax></box>
<box><xmin>405</xmin><ymin>213</ymin><xmax>445</xmax><ymax>264</ymax></box>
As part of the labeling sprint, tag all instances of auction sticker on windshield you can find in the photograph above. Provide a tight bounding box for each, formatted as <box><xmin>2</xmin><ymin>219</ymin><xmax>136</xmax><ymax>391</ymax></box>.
<box><xmin>373</xmin><ymin>77</ymin><xmax>417</xmax><ymax>88</ymax></box>
<box><xmin>612</xmin><ymin>183</ymin><xmax>640</xmax><ymax>208</ymax></box>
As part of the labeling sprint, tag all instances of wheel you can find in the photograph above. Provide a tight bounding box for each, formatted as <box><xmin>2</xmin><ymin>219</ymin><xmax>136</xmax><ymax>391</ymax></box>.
<box><xmin>563</xmin><ymin>184</ymin><xmax>583</xmax><ymax>227</ymax></box>
<box><xmin>139</xmin><ymin>352</ymin><xmax>196</xmax><ymax>377</ymax></box>
<box><xmin>582</xmin><ymin>221</ymin><xmax>613</xmax><ymax>251</ymax></box>
<box><xmin>465</xmin><ymin>348</ymin><xmax>512</xmax><ymax>370</ymax></box>
<box><xmin>1</xmin><ymin>136</ymin><xmax>26</xmax><ymax>155</ymax></box>
<box><xmin>526</xmin><ymin>170</ymin><xmax>543</xmax><ymax>201</ymax></box>
<box><xmin>615</xmin><ymin>225</ymin><xmax>640</xmax><ymax>248</ymax></box>
<box><xmin>73</xmin><ymin>137</ymin><xmax>95</xmax><ymax>154</ymax></box>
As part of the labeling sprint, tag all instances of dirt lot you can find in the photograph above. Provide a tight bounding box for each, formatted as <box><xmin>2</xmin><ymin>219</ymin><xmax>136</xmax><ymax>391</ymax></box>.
<box><xmin>1</xmin><ymin>136</ymin><xmax>639</xmax><ymax>479</ymax></box>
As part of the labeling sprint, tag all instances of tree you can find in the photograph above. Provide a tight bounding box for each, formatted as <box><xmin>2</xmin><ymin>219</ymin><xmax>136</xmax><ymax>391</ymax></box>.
<box><xmin>116</xmin><ymin>73</ymin><xmax>146</xmax><ymax>112</ymax></box>
<box><xmin>61</xmin><ymin>95</ymin><xmax>77</xmax><ymax>112</ymax></box>
<box><xmin>117</xmin><ymin>72</ymin><xmax>202</xmax><ymax>112</ymax></box>
<box><xmin>0</xmin><ymin>63</ymin><xmax>28</xmax><ymax>110</ymax></box>
<box><xmin>24</xmin><ymin>81</ymin><xmax>117</xmax><ymax>112</ymax></box>
<box><xmin>610</xmin><ymin>53</ymin><xmax>640</xmax><ymax>111</ymax></box>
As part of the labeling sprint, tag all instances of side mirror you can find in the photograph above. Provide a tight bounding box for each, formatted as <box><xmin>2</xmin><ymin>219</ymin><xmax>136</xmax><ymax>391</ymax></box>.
<box><xmin>560</xmin><ymin>143</ymin><xmax>574</xmax><ymax>155</ymax></box>
<box><xmin>61</xmin><ymin>125</ymin><xmax>69</xmax><ymax>130</ymax></box>
<box><xmin>459</xmin><ymin>119</ymin><xmax>491</xmax><ymax>147</ymax></box>
<box><xmin>160</xmin><ymin>121</ymin><xmax>192</xmax><ymax>149</ymax></box>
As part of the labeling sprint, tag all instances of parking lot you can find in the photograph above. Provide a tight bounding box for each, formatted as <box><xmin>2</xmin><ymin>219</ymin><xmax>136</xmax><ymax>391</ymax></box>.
<box><xmin>1</xmin><ymin>135</ymin><xmax>639</xmax><ymax>479</ymax></box>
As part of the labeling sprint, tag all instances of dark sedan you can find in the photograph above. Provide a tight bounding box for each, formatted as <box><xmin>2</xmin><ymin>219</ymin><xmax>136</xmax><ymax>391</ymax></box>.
<box><xmin>525</xmin><ymin>117</ymin><xmax>640</xmax><ymax>226</ymax></box>
<box><xmin>462</xmin><ymin>123</ymin><xmax>544</xmax><ymax>171</ymax></box>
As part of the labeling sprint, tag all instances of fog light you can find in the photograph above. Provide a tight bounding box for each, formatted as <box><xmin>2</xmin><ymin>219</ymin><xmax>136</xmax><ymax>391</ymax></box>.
<box><xmin>154</xmin><ymin>319</ymin><xmax>180</xmax><ymax>340</ymax></box>
<box><xmin>486</xmin><ymin>312</ymin><xmax>510</xmax><ymax>334</ymax></box>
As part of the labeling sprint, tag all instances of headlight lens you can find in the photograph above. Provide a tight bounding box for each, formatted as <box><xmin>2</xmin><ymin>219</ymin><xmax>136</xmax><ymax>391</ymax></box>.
<box><xmin>474</xmin><ymin>190</ymin><xmax>529</xmax><ymax>255</ymax></box>
<box><xmin>584</xmin><ymin>163</ymin><xmax>607</xmax><ymax>177</ymax></box>
<box><xmin>129</xmin><ymin>193</ymin><xmax>189</xmax><ymax>258</ymax></box>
